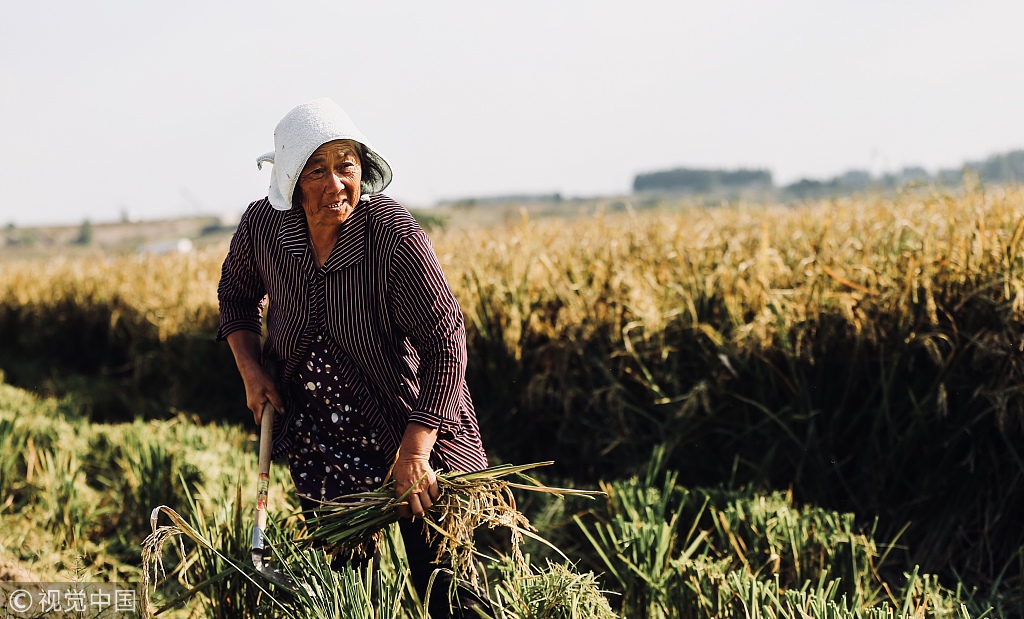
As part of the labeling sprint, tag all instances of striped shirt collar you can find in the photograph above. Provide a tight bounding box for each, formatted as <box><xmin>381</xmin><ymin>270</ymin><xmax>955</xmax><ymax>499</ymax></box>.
<box><xmin>277</xmin><ymin>200</ymin><xmax>369</xmax><ymax>272</ymax></box>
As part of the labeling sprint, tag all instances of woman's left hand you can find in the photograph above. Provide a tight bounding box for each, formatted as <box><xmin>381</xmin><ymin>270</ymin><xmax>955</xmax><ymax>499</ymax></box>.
<box><xmin>394</xmin><ymin>422</ymin><xmax>441</xmax><ymax>518</ymax></box>
<box><xmin>393</xmin><ymin>455</ymin><xmax>440</xmax><ymax>518</ymax></box>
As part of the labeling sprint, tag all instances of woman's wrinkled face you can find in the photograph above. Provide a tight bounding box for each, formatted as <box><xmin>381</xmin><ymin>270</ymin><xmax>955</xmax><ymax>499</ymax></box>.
<box><xmin>297</xmin><ymin>139</ymin><xmax>362</xmax><ymax>228</ymax></box>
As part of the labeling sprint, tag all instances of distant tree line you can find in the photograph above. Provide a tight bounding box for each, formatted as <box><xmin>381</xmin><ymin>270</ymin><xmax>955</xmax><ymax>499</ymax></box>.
<box><xmin>784</xmin><ymin>150</ymin><xmax>1024</xmax><ymax>198</ymax></box>
<box><xmin>633</xmin><ymin>168</ymin><xmax>772</xmax><ymax>193</ymax></box>
<box><xmin>634</xmin><ymin>150</ymin><xmax>1024</xmax><ymax>199</ymax></box>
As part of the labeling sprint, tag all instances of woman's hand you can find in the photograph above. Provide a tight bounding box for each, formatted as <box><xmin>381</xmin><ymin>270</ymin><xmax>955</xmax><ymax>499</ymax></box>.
<box><xmin>226</xmin><ymin>330</ymin><xmax>284</xmax><ymax>424</ymax></box>
<box><xmin>240</xmin><ymin>364</ymin><xmax>284</xmax><ymax>425</ymax></box>
<box><xmin>394</xmin><ymin>422</ymin><xmax>440</xmax><ymax>518</ymax></box>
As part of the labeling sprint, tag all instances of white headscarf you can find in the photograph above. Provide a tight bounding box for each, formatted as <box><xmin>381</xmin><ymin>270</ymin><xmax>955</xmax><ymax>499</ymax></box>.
<box><xmin>257</xmin><ymin>98</ymin><xmax>393</xmax><ymax>211</ymax></box>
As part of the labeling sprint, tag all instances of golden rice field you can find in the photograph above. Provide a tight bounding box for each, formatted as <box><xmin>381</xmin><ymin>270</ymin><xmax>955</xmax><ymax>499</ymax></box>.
<box><xmin>3</xmin><ymin>186</ymin><xmax>1022</xmax><ymax>363</ymax></box>
<box><xmin>1</xmin><ymin>186</ymin><xmax>1023</xmax><ymax>617</ymax></box>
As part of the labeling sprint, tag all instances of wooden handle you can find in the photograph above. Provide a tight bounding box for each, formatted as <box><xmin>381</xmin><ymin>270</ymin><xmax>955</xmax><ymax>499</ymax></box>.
<box><xmin>258</xmin><ymin>401</ymin><xmax>275</xmax><ymax>477</ymax></box>
<box><xmin>254</xmin><ymin>401</ymin><xmax>276</xmax><ymax>532</ymax></box>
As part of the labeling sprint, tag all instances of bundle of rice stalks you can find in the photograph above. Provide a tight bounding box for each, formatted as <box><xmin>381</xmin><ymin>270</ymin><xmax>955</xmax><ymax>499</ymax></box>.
<box><xmin>305</xmin><ymin>462</ymin><xmax>603</xmax><ymax>585</ymax></box>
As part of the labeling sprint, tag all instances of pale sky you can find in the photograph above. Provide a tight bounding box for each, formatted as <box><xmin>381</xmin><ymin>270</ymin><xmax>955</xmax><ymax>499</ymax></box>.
<box><xmin>2</xmin><ymin>1</ymin><xmax>1022</xmax><ymax>226</ymax></box>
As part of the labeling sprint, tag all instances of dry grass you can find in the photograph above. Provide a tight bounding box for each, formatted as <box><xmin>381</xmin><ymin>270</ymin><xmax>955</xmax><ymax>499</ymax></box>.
<box><xmin>0</xmin><ymin>251</ymin><xmax>223</xmax><ymax>340</ymax></box>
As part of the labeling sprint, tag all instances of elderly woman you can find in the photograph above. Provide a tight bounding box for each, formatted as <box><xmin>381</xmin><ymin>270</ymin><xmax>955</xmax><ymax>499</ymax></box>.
<box><xmin>216</xmin><ymin>98</ymin><xmax>489</xmax><ymax>615</ymax></box>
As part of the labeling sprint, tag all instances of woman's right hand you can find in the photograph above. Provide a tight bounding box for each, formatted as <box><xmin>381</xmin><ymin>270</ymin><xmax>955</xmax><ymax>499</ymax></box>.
<box><xmin>240</xmin><ymin>365</ymin><xmax>284</xmax><ymax>425</ymax></box>
<box><xmin>226</xmin><ymin>330</ymin><xmax>285</xmax><ymax>425</ymax></box>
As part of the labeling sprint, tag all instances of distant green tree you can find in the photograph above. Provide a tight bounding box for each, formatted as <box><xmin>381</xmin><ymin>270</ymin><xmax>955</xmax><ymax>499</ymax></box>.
<box><xmin>838</xmin><ymin>170</ymin><xmax>871</xmax><ymax>190</ymax></box>
<box><xmin>936</xmin><ymin>150</ymin><xmax>1024</xmax><ymax>186</ymax></box>
<box><xmin>975</xmin><ymin>150</ymin><xmax>1024</xmax><ymax>183</ymax></box>
<box><xmin>784</xmin><ymin>178</ymin><xmax>829</xmax><ymax>199</ymax></box>
<box><xmin>409</xmin><ymin>209</ymin><xmax>449</xmax><ymax>230</ymax></box>
<box><xmin>898</xmin><ymin>166</ymin><xmax>930</xmax><ymax>182</ymax></box>
<box><xmin>75</xmin><ymin>219</ymin><xmax>94</xmax><ymax>245</ymax></box>
<box><xmin>8</xmin><ymin>228</ymin><xmax>38</xmax><ymax>247</ymax></box>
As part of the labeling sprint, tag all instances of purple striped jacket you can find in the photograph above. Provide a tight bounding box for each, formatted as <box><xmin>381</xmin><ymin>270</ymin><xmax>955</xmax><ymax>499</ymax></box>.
<box><xmin>217</xmin><ymin>194</ymin><xmax>488</xmax><ymax>473</ymax></box>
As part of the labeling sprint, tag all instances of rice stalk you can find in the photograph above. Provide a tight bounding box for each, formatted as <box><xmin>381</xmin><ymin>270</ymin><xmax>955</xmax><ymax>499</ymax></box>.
<box><xmin>140</xmin><ymin>504</ymin><xmax>287</xmax><ymax>618</ymax></box>
<box><xmin>0</xmin><ymin>414</ymin><xmax>30</xmax><ymax>511</ymax></box>
<box><xmin>272</xmin><ymin>543</ymin><xmax>408</xmax><ymax>619</ymax></box>
<box><xmin>34</xmin><ymin>446</ymin><xmax>96</xmax><ymax>545</ymax></box>
<box><xmin>490</xmin><ymin>558</ymin><xmax>619</xmax><ymax>619</ymax></box>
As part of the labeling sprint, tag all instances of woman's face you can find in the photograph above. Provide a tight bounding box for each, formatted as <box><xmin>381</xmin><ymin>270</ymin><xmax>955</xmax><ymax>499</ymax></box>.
<box><xmin>297</xmin><ymin>139</ymin><xmax>362</xmax><ymax>228</ymax></box>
